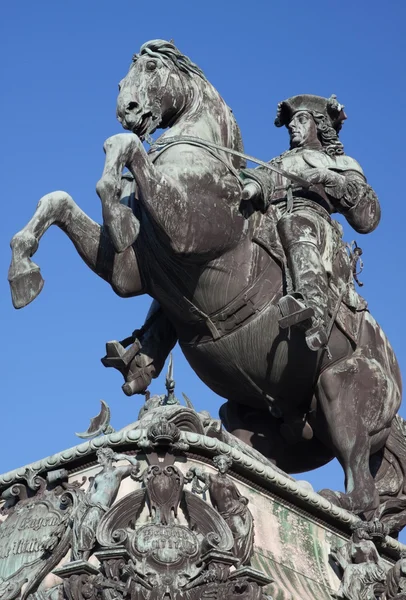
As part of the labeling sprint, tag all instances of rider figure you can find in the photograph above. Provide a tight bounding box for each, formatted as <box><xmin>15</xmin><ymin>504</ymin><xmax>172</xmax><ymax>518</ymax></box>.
<box><xmin>102</xmin><ymin>94</ymin><xmax>381</xmax><ymax>395</ymax></box>
<box><xmin>241</xmin><ymin>94</ymin><xmax>380</xmax><ymax>350</ymax></box>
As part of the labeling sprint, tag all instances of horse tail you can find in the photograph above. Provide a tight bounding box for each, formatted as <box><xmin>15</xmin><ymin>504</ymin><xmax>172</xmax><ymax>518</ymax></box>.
<box><xmin>373</xmin><ymin>414</ymin><xmax>406</xmax><ymax>536</ymax></box>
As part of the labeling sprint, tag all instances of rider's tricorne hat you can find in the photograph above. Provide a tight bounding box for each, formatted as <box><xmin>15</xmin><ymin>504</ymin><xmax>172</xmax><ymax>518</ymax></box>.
<box><xmin>274</xmin><ymin>94</ymin><xmax>347</xmax><ymax>133</ymax></box>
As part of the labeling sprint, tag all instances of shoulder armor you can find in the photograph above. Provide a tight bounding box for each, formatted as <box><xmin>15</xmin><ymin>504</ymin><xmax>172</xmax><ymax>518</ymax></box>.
<box><xmin>303</xmin><ymin>151</ymin><xmax>365</xmax><ymax>176</ymax></box>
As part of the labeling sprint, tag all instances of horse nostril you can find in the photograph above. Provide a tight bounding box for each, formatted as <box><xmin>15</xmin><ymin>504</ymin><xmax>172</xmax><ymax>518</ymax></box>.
<box><xmin>126</xmin><ymin>101</ymin><xmax>139</xmax><ymax>112</ymax></box>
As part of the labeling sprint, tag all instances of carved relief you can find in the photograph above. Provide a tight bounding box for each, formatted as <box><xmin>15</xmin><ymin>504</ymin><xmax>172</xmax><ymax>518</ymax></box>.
<box><xmin>0</xmin><ymin>419</ymin><xmax>270</xmax><ymax>600</ymax></box>
<box><xmin>331</xmin><ymin>521</ymin><xmax>388</xmax><ymax>600</ymax></box>
<box><xmin>382</xmin><ymin>551</ymin><xmax>406</xmax><ymax>600</ymax></box>
<box><xmin>69</xmin><ymin>448</ymin><xmax>139</xmax><ymax>561</ymax></box>
<box><xmin>69</xmin><ymin>434</ymin><xmax>270</xmax><ymax>600</ymax></box>
<box><xmin>186</xmin><ymin>453</ymin><xmax>254</xmax><ymax>566</ymax></box>
<box><xmin>0</xmin><ymin>470</ymin><xmax>72</xmax><ymax>600</ymax></box>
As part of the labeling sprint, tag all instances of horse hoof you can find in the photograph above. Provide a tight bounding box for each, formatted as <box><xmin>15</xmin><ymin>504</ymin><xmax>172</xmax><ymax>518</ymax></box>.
<box><xmin>8</xmin><ymin>265</ymin><xmax>44</xmax><ymax>309</ymax></box>
<box><xmin>122</xmin><ymin>363</ymin><xmax>156</xmax><ymax>397</ymax></box>
<box><xmin>101</xmin><ymin>341</ymin><xmax>128</xmax><ymax>369</ymax></box>
<box><xmin>122</xmin><ymin>373</ymin><xmax>154</xmax><ymax>397</ymax></box>
<box><xmin>122</xmin><ymin>381</ymin><xmax>138</xmax><ymax>396</ymax></box>
<box><xmin>104</xmin><ymin>205</ymin><xmax>140</xmax><ymax>253</ymax></box>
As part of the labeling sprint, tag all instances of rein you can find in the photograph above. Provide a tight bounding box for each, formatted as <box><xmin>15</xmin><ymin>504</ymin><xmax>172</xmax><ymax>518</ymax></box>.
<box><xmin>150</xmin><ymin>135</ymin><xmax>312</xmax><ymax>189</ymax></box>
<box><xmin>149</xmin><ymin>135</ymin><xmax>243</xmax><ymax>183</ymax></box>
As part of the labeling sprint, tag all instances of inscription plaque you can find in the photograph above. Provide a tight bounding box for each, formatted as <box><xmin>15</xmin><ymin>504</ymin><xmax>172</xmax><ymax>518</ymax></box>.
<box><xmin>0</xmin><ymin>490</ymin><xmax>71</xmax><ymax>600</ymax></box>
<box><xmin>133</xmin><ymin>523</ymin><xmax>199</xmax><ymax>564</ymax></box>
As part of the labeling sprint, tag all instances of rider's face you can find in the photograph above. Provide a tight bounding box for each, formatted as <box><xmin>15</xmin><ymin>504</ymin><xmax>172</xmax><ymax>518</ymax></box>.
<box><xmin>288</xmin><ymin>111</ymin><xmax>318</xmax><ymax>148</ymax></box>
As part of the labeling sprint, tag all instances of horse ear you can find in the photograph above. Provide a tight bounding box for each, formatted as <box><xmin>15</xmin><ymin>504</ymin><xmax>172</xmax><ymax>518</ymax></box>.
<box><xmin>169</xmin><ymin>38</ymin><xmax>175</xmax><ymax>45</ymax></box>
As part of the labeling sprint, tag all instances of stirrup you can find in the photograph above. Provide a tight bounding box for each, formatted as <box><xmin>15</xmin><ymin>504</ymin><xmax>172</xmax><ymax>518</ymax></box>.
<box><xmin>278</xmin><ymin>295</ymin><xmax>314</xmax><ymax>329</ymax></box>
<box><xmin>305</xmin><ymin>325</ymin><xmax>328</xmax><ymax>352</ymax></box>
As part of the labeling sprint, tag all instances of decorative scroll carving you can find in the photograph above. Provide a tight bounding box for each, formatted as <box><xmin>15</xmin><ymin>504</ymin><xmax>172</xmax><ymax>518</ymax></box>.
<box><xmin>91</xmin><ymin>449</ymin><xmax>270</xmax><ymax>600</ymax></box>
<box><xmin>53</xmin><ymin>562</ymin><xmax>100</xmax><ymax>600</ymax></box>
<box><xmin>0</xmin><ymin>424</ymin><xmax>269</xmax><ymax>599</ymax></box>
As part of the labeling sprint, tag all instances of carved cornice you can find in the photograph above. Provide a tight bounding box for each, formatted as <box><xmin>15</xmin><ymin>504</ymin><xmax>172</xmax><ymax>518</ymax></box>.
<box><xmin>0</xmin><ymin>427</ymin><xmax>405</xmax><ymax>555</ymax></box>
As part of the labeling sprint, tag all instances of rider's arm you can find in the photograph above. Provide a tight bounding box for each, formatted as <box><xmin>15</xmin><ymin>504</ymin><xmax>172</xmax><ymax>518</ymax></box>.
<box><xmin>240</xmin><ymin>167</ymin><xmax>274</xmax><ymax>212</ymax></box>
<box><xmin>338</xmin><ymin>171</ymin><xmax>381</xmax><ymax>234</ymax></box>
<box><xmin>304</xmin><ymin>167</ymin><xmax>381</xmax><ymax>234</ymax></box>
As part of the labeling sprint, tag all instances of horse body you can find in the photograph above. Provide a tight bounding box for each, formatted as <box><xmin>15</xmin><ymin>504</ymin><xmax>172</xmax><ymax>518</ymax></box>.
<box><xmin>9</xmin><ymin>40</ymin><xmax>404</xmax><ymax>527</ymax></box>
<box><xmin>138</xmin><ymin>211</ymin><xmax>402</xmax><ymax>479</ymax></box>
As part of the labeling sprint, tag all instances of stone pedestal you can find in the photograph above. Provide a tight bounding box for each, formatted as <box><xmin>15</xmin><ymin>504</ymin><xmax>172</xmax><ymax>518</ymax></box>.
<box><xmin>0</xmin><ymin>404</ymin><xmax>404</xmax><ymax>600</ymax></box>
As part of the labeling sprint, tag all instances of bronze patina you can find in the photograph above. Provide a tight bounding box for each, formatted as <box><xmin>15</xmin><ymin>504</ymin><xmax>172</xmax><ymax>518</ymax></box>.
<box><xmin>8</xmin><ymin>40</ymin><xmax>404</xmax><ymax>529</ymax></box>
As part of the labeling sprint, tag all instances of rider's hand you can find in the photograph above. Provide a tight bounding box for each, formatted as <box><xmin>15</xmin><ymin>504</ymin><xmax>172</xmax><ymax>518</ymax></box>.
<box><xmin>242</xmin><ymin>180</ymin><xmax>262</xmax><ymax>202</ymax></box>
<box><xmin>302</xmin><ymin>167</ymin><xmax>344</xmax><ymax>189</ymax></box>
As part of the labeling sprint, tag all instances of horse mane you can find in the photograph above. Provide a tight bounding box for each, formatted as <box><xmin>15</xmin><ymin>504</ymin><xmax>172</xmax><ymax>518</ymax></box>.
<box><xmin>134</xmin><ymin>39</ymin><xmax>245</xmax><ymax>169</ymax></box>
<box><xmin>134</xmin><ymin>39</ymin><xmax>207</xmax><ymax>81</ymax></box>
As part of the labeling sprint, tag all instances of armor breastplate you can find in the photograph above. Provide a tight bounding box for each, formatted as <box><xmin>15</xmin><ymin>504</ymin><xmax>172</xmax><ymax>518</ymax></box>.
<box><xmin>270</xmin><ymin>149</ymin><xmax>307</xmax><ymax>197</ymax></box>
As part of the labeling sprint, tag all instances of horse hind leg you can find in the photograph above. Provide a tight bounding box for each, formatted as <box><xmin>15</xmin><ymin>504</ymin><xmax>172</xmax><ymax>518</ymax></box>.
<box><xmin>316</xmin><ymin>354</ymin><xmax>394</xmax><ymax>514</ymax></box>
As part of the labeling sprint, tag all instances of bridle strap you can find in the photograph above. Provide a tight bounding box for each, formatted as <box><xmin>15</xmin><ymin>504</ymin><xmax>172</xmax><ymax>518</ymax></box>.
<box><xmin>149</xmin><ymin>137</ymin><xmax>243</xmax><ymax>184</ymax></box>
<box><xmin>150</xmin><ymin>135</ymin><xmax>311</xmax><ymax>189</ymax></box>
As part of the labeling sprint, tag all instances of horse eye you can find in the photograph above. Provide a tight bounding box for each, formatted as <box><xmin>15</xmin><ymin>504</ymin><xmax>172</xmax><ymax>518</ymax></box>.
<box><xmin>146</xmin><ymin>61</ymin><xmax>157</xmax><ymax>72</ymax></box>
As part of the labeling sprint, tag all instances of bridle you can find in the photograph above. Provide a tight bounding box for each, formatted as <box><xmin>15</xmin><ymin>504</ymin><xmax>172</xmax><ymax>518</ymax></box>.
<box><xmin>149</xmin><ymin>135</ymin><xmax>312</xmax><ymax>189</ymax></box>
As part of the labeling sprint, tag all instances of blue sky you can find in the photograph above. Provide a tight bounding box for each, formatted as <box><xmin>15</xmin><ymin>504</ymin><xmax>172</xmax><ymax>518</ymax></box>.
<box><xmin>1</xmin><ymin>0</ymin><xmax>406</xmax><ymax>529</ymax></box>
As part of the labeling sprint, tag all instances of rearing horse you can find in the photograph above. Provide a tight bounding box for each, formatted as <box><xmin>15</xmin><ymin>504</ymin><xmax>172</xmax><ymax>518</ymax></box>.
<box><xmin>9</xmin><ymin>40</ymin><xmax>405</xmax><ymax>530</ymax></box>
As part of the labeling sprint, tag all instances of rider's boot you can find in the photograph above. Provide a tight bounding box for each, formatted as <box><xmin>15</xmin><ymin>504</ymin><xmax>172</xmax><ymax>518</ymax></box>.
<box><xmin>278</xmin><ymin>241</ymin><xmax>329</xmax><ymax>352</ymax></box>
<box><xmin>101</xmin><ymin>301</ymin><xmax>177</xmax><ymax>396</ymax></box>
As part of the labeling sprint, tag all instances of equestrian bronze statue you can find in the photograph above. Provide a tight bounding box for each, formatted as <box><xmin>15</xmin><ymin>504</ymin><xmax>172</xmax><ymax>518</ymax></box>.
<box><xmin>8</xmin><ymin>40</ymin><xmax>405</xmax><ymax>534</ymax></box>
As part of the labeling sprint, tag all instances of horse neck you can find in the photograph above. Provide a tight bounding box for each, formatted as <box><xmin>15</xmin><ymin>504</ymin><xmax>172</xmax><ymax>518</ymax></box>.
<box><xmin>165</xmin><ymin>76</ymin><xmax>239</xmax><ymax>159</ymax></box>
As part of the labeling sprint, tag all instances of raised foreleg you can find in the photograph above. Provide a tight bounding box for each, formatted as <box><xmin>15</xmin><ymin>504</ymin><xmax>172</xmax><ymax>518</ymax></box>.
<box><xmin>97</xmin><ymin>133</ymin><xmax>244</xmax><ymax>258</ymax></box>
<box><xmin>96</xmin><ymin>134</ymin><xmax>144</xmax><ymax>253</ymax></box>
<box><xmin>9</xmin><ymin>189</ymin><xmax>142</xmax><ymax>309</ymax></box>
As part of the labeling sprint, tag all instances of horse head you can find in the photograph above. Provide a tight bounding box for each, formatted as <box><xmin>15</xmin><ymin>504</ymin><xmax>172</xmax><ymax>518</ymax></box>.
<box><xmin>116</xmin><ymin>39</ymin><xmax>207</xmax><ymax>140</ymax></box>
<box><xmin>116</xmin><ymin>39</ymin><xmax>244</xmax><ymax>169</ymax></box>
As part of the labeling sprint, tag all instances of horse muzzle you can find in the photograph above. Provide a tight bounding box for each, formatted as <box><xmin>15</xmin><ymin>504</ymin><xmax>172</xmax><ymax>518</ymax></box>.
<box><xmin>118</xmin><ymin>109</ymin><xmax>154</xmax><ymax>138</ymax></box>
